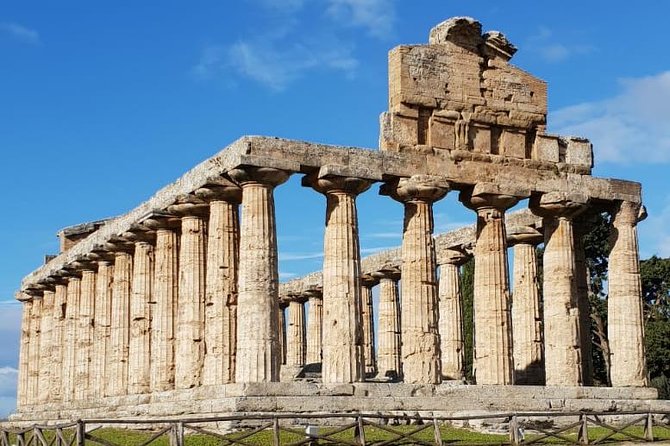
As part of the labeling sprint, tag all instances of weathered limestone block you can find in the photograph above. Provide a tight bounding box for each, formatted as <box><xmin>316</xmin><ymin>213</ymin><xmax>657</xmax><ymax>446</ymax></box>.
<box><xmin>38</xmin><ymin>290</ymin><xmax>54</xmax><ymax>404</ymax></box>
<box><xmin>286</xmin><ymin>298</ymin><xmax>306</xmax><ymax>367</ymax></box>
<box><xmin>531</xmin><ymin>192</ymin><xmax>588</xmax><ymax>386</ymax></box>
<box><xmin>172</xmin><ymin>210</ymin><xmax>207</xmax><ymax>389</ymax></box>
<box><xmin>63</xmin><ymin>276</ymin><xmax>81</xmax><ymax>402</ymax></box>
<box><xmin>197</xmin><ymin>182</ymin><xmax>241</xmax><ymax>386</ymax></box>
<box><xmin>608</xmin><ymin>201</ymin><xmax>648</xmax><ymax>387</ymax></box>
<box><xmin>304</xmin><ymin>170</ymin><xmax>372</xmax><ymax>383</ymax></box>
<box><xmin>508</xmin><ymin>227</ymin><xmax>544</xmax><ymax>384</ymax></box>
<box><xmin>128</xmin><ymin>241</ymin><xmax>154</xmax><ymax>394</ymax></box>
<box><xmin>460</xmin><ymin>184</ymin><xmax>525</xmax><ymax>385</ymax></box>
<box><xmin>50</xmin><ymin>284</ymin><xmax>67</xmax><ymax>402</ymax></box>
<box><xmin>75</xmin><ymin>269</ymin><xmax>95</xmax><ymax>400</ymax></box>
<box><xmin>92</xmin><ymin>260</ymin><xmax>113</xmax><ymax>398</ymax></box>
<box><xmin>16</xmin><ymin>296</ymin><xmax>32</xmax><ymax>408</ymax></box>
<box><xmin>230</xmin><ymin>166</ymin><xmax>290</xmax><ymax>383</ymax></box>
<box><xmin>27</xmin><ymin>296</ymin><xmax>41</xmax><ymax>405</ymax></box>
<box><xmin>372</xmin><ymin>267</ymin><xmax>401</xmax><ymax>380</ymax></box>
<box><xmin>361</xmin><ymin>275</ymin><xmax>377</xmax><ymax>377</ymax></box>
<box><xmin>108</xmin><ymin>252</ymin><xmax>132</xmax><ymax>396</ymax></box>
<box><xmin>437</xmin><ymin>249</ymin><xmax>468</xmax><ymax>381</ymax></box>
<box><xmin>383</xmin><ymin>175</ymin><xmax>448</xmax><ymax>384</ymax></box>
<box><xmin>305</xmin><ymin>289</ymin><xmax>323</xmax><ymax>364</ymax></box>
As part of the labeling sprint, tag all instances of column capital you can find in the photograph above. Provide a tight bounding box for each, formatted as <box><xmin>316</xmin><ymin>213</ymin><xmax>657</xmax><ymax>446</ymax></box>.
<box><xmin>302</xmin><ymin>288</ymin><xmax>323</xmax><ymax>301</ymax></box>
<box><xmin>86</xmin><ymin>250</ymin><xmax>116</xmax><ymax>263</ymax></box>
<box><xmin>282</xmin><ymin>292</ymin><xmax>307</xmax><ymax>304</ymax></box>
<box><xmin>530</xmin><ymin>192</ymin><xmax>589</xmax><ymax>220</ymax></box>
<box><xmin>195</xmin><ymin>176</ymin><xmax>242</xmax><ymax>203</ymax></box>
<box><xmin>229</xmin><ymin>166</ymin><xmax>291</xmax><ymax>188</ymax></box>
<box><xmin>507</xmin><ymin>226</ymin><xmax>543</xmax><ymax>246</ymax></box>
<box><xmin>381</xmin><ymin>175</ymin><xmax>449</xmax><ymax>204</ymax></box>
<box><xmin>167</xmin><ymin>195</ymin><xmax>209</xmax><ymax>217</ymax></box>
<box><xmin>371</xmin><ymin>265</ymin><xmax>401</xmax><ymax>282</ymax></box>
<box><xmin>361</xmin><ymin>273</ymin><xmax>379</xmax><ymax>288</ymax></box>
<box><xmin>140</xmin><ymin>212</ymin><xmax>182</xmax><ymax>231</ymax></box>
<box><xmin>436</xmin><ymin>248</ymin><xmax>469</xmax><ymax>266</ymax></box>
<box><xmin>459</xmin><ymin>183</ymin><xmax>527</xmax><ymax>213</ymax></box>
<box><xmin>302</xmin><ymin>172</ymin><xmax>372</xmax><ymax>196</ymax></box>
<box><xmin>612</xmin><ymin>200</ymin><xmax>647</xmax><ymax>226</ymax></box>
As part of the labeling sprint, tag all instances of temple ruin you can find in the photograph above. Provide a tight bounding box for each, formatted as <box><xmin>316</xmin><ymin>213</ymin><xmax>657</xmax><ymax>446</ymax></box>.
<box><xmin>11</xmin><ymin>17</ymin><xmax>668</xmax><ymax>422</ymax></box>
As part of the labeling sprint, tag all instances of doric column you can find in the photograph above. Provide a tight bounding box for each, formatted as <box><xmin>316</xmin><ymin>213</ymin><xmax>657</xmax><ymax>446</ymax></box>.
<box><xmin>372</xmin><ymin>266</ymin><xmax>401</xmax><ymax>380</ymax></box>
<box><xmin>460</xmin><ymin>183</ymin><xmax>525</xmax><ymax>385</ymax></box>
<box><xmin>128</xmin><ymin>237</ymin><xmax>154</xmax><ymax>395</ymax></box>
<box><xmin>361</xmin><ymin>274</ymin><xmax>377</xmax><ymax>377</ymax></box>
<box><xmin>279</xmin><ymin>300</ymin><xmax>288</xmax><ymax>365</ymax></box>
<box><xmin>50</xmin><ymin>283</ymin><xmax>67</xmax><ymax>402</ymax></box>
<box><xmin>75</xmin><ymin>268</ymin><xmax>96</xmax><ymax>400</ymax></box>
<box><xmin>305</xmin><ymin>289</ymin><xmax>323</xmax><ymax>364</ymax></box>
<box><xmin>107</xmin><ymin>250</ymin><xmax>132</xmax><ymax>396</ymax></box>
<box><xmin>38</xmin><ymin>290</ymin><xmax>55</xmax><ymax>404</ymax></box>
<box><xmin>508</xmin><ymin>227</ymin><xmax>544</xmax><ymax>385</ymax></box>
<box><xmin>285</xmin><ymin>296</ymin><xmax>307</xmax><ymax>367</ymax></box>
<box><xmin>27</xmin><ymin>295</ymin><xmax>42</xmax><ymax>405</ymax></box>
<box><xmin>196</xmin><ymin>181</ymin><xmax>241</xmax><ymax>386</ymax></box>
<box><xmin>230</xmin><ymin>166</ymin><xmax>290</xmax><ymax>383</ymax></box>
<box><xmin>531</xmin><ymin>192</ymin><xmax>587</xmax><ymax>386</ymax></box>
<box><xmin>383</xmin><ymin>175</ymin><xmax>448</xmax><ymax>384</ymax></box>
<box><xmin>91</xmin><ymin>258</ymin><xmax>113</xmax><ymax>398</ymax></box>
<box><xmin>63</xmin><ymin>275</ymin><xmax>81</xmax><ymax>402</ymax></box>
<box><xmin>304</xmin><ymin>170</ymin><xmax>372</xmax><ymax>384</ymax></box>
<box><xmin>608</xmin><ymin>201</ymin><xmax>648</xmax><ymax>387</ymax></box>
<box><xmin>573</xmin><ymin>218</ymin><xmax>593</xmax><ymax>385</ymax></box>
<box><xmin>167</xmin><ymin>200</ymin><xmax>208</xmax><ymax>389</ymax></box>
<box><xmin>142</xmin><ymin>216</ymin><xmax>180</xmax><ymax>392</ymax></box>
<box><xmin>437</xmin><ymin>249</ymin><xmax>468</xmax><ymax>381</ymax></box>
<box><xmin>16</xmin><ymin>295</ymin><xmax>32</xmax><ymax>408</ymax></box>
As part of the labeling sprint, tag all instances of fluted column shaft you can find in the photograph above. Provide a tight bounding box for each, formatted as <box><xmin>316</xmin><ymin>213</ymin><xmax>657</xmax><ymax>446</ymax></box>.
<box><xmin>63</xmin><ymin>277</ymin><xmax>81</xmax><ymax>402</ymax></box>
<box><xmin>438</xmin><ymin>252</ymin><xmax>466</xmax><ymax>381</ymax></box>
<box><xmin>306</xmin><ymin>174</ymin><xmax>371</xmax><ymax>383</ymax></box>
<box><xmin>279</xmin><ymin>302</ymin><xmax>288</xmax><ymax>365</ymax></box>
<box><xmin>461</xmin><ymin>189</ymin><xmax>519</xmax><ymax>385</ymax></box>
<box><xmin>26</xmin><ymin>297</ymin><xmax>42</xmax><ymax>405</ymax></box>
<box><xmin>50</xmin><ymin>284</ymin><xmax>67</xmax><ymax>402</ymax></box>
<box><xmin>151</xmin><ymin>228</ymin><xmax>178</xmax><ymax>391</ymax></box>
<box><xmin>202</xmin><ymin>196</ymin><xmax>240</xmax><ymax>386</ymax></box>
<box><xmin>374</xmin><ymin>272</ymin><xmax>401</xmax><ymax>380</ymax></box>
<box><xmin>361</xmin><ymin>279</ymin><xmax>376</xmax><ymax>377</ymax></box>
<box><xmin>609</xmin><ymin>201</ymin><xmax>648</xmax><ymax>387</ymax></box>
<box><xmin>129</xmin><ymin>242</ymin><xmax>154</xmax><ymax>394</ymax></box>
<box><xmin>510</xmin><ymin>238</ymin><xmax>544</xmax><ymax>384</ymax></box>
<box><xmin>75</xmin><ymin>270</ymin><xmax>95</xmax><ymax>400</ymax></box>
<box><xmin>17</xmin><ymin>299</ymin><xmax>32</xmax><ymax>408</ymax></box>
<box><xmin>232</xmin><ymin>166</ymin><xmax>290</xmax><ymax>383</ymax></box>
<box><xmin>305</xmin><ymin>292</ymin><xmax>323</xmax><ymax>364</ymax></box>
<box><xmin>38</xmin><ymin>291</ymin><xmax>54</xmax><ymax>404</ymax></box>
<box><xmin>175</xmin><ymin>215</ymin><xmax>207</xmax><ymax>389</ymax></box>
<box><xmin>108</xmin><ymin>252</ymin><xmax>132</xmax><ymax>396</ymax></box>
<box><xmin>286</xmin><ymin>300</ymin><xmax>306</xmax><ymax>366</ymax></box>
<box><xmin>93</xmin><ymin>261</ymin><xmax>113</xmax><ymax>398</ymax></box>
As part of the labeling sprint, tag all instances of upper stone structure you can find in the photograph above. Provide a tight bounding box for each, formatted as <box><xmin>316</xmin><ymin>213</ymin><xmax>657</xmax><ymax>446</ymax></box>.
<box><xmin>381</xmin><ymin>17</ymin><xmax>592</xmax><ymax>171</ymax></box>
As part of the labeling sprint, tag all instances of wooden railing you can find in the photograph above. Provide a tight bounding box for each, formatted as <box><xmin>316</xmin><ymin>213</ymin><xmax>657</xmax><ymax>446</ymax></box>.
<box><xmin>1</xmin><ymin>411</ymin><xmax>669</xmax><ymax>445</ymax></box>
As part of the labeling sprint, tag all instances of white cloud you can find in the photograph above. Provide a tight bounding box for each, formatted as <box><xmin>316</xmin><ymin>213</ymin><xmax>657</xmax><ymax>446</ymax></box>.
<box><xmin>0</xmin><ymin>397</ymin><xmax>16</xmax><ymax>420</ymax></box>
<box><xmin>280</xmin><ymin>251</ymin><xmax>324</xmax><ymax>261</ymax></box>
<box><xmin>640</xmin><ymin>199</ymin><xmax>670</xmax><ymax>258</ymax></box>
<box><xmin>0</xmin><ymin>22</ymin><xmax>40</xmax><ymax>45</ymax></box>
<box><xmin>526</xmin><ymin>26</ymin><xmax>593</xmax><ymax>63</ymax></box>
<box><xmin>551</xmin><ymin>71</ymin><xmax>670</xmax><ymax>163</ymax></box>
<box><xmin>326</xmin><ymin>0</ymin><xmax>395</xmax><ymax>38</ymax></box>
<box><xmin>0</xmin><ymin>367</ymin><xmax>18</xmax><ymax>398</ymax></box>
<box><xmin>279</xmin><ymin>272</ymin><xmax>298</xmax><ymax>280</ymax></box>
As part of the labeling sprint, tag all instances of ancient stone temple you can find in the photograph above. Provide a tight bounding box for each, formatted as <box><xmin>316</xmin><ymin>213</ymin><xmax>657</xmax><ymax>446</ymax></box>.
<box><xmin>12</xmin><ymin>17</ymin><xmax>666</xmax><ymax>422</ymax></box>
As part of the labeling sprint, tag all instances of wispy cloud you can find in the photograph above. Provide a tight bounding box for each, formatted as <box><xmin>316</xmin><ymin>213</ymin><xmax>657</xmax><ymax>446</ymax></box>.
<box><xmin>0</xmin><ymin>367</ymin><xmax>17</xmax><ymax>419</ymax></box>
<box><xmin>526</xmin><ymin>26</ymin><xmax>593</xmax><ymax>63</ymax></box>
<box><xmin>551</xmin><ymin>71</ymin><xmax>670</xmax><ymax>163</ymax></box>
<box><xmin>366</xmin><ymin>231</ymin><xmax>400</xmax><ymax>239</ymax></box>
<box><xmin>0</xmin><ymin>22</ymin><xmax>40</xmax><ymax>45</ymax></box>
<box><xmin>640</xmin><ymin>198</ymin><xmax>670</xmax><ymax>258</ymax></box>
<box><xmin>279</xmin><ymin>272</ymin><xmax>298</xmax><ymax>280</ymax></box>
<box><xmin>326</xmin><ymin>0</ymin><xmax>395</xmax><ymax>38</ymax></box>
<box><xmin>280</xmin><ymin>251</ymin><xmax>324</xmax><ymax>261</ymax></box>
<box><xmin>360</xmin><ymin>245</ymin><xmax>396</xmax><ymax>255</ymax></box>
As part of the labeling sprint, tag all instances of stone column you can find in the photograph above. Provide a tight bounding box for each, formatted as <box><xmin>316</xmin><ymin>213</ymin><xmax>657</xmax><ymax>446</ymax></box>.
<box><xmin>531</xmin><ymin>192</ymin><xmax>587</xmax><ymax>386</ymax></box>
<box><xmin>143</xmin><ymin>216</ymin><xmax>180</xmax><ymax>392</ymax></box>
<box><xmin>384</xmin><ymin>175</ymin><xmax>448</xmax><ymax>384</ymax></box>
<box><xmin>372</xmin><ymin>267</ymin><xmax>401</xmax><ymax>380</ymax></box>
<box><xmin>26</xmin><ymin>295</ymin><xmax>42</xmax><ymax>405</ymax></box>
<box><xmin>608</xmin><ymin>201</ymin><xmax>648</xmax><ymax>387</ymax></box>
<box><xmin>285</xmin><ymin>297</ymin><xmax>307</xmax><ymax>367</ymax></box>
<box><xmin>75</xmin><ymin>269</ymin><xmax>96</xmax><ymax>400</ymax></box>
<box><xmin>107</xmin><ymin>250</ymin><xmax>132</xmax><ymax>396</ymax></box>
<box><xmin>16</xmin><ymin>295</ymin><xmax>32</xmax><ymax>408</ymax></box>
<box><xmin>167</xmin><ymin>201</ymin><xmax>208</xmax><ymax>389</ymax></box>
<box><xmin>304</xmin><ymin>171</ymin><xmax>372</xmax><ymax>384</ymax></box>
<box><xmin>230</xmin><ymin>166</ymin><xmax>290</xmax><ymax>383</ymax></box>
<box><xmin>574</xmin><ymin>217</ymin><xmax>593</xmax><ymax>386</ymax></box>
<box><xmin>508</xmin><ymin>227</ymin><xmax>544</xmax><ymax>385</ymax></box>
<box><xmin>63</xmin><ymin>276</ymin><xmax>81</xmax><ymax>402</ymax></box>
<box><xmin>279</xmin><ymin>300</ymin><xmax>288</xmax><ymax>366</ymax></box>
<box><xmin>128</xmin><ymin>239</ymin><xmax>154</xmax><ymax>394</ymax></box>
<box><xmin>39</xmin><ymin>290</ymin><xmax>55</xmax><ymax>404</ymax></box>
<box><xmin>196</xmin><ymin>181</ymin><xmax>241</xmax><ymax>386</ymax></box>
<box><xmin>361</xmin><ymin>275</ymin><xmax>377</xmax><ymax>378</ymax></box>
<box><xmin>305</xmin><ymin>289</ymin><xmax>323</xmax><ymax>364</ymax></box>
<box><xmin>91</xmin><ymin>258</ymin><xmax>113</xmax><ymax>398</ymax></box>
<box><xmin>460</xmin><ymin>184</ymin><xmax>525</xmax><ymax>385</ymax></box>
<box><xmin>50</xmin><ymin>283</ymin><xmax>67</xmax><ymax>402</ymax></box>
<box><xmin>437</xmin><ymin>249</ymin><xmax>468</xmax><ymax>381</ymax></box>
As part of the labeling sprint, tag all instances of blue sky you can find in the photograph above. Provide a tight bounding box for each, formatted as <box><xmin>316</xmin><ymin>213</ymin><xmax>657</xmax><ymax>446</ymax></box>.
<box><xmin>1</xmin><ymin>1</ymin><xmax>669</xmax><ymax>417</ymax></box>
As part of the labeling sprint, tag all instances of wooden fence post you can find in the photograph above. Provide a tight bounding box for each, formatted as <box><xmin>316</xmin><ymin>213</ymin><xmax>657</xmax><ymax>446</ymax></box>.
<box><xmin>355</xmin><ymin>416</ymin><xmax>365</xmax><ymax>446</ymax></box>
<box><xmin>76</xmin><ymin>420</ymin><xmax>85</xmax><ymax>446</ymax></box>
<box><xmin>645</xmin><ymin>412</ymin><xmax>654</xmax><ymax>441</ymax></box>
<box><xmin>579</xmin><ymin>414</ymin><xmax>589</xmax><ymax>445</ymax></box>
<box><xmin>433</xmin><ymin>418</ymin><xmax>443</xmax><ymax>446</ymax></box>
<box><xmin>273</xmin><ymin>417</ymin><xmax>280</xmax><ymax>446</ymax></box>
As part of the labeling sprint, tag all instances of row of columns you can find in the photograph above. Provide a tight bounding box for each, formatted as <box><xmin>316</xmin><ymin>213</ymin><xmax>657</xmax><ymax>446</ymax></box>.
<box><xmin>16</xmin><ymin>171</ymin><xmax>649</xmax><ymax>408</ymax></box>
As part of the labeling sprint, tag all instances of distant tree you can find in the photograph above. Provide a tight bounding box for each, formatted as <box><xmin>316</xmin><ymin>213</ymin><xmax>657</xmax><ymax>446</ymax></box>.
<box><xmin>461</xmin><ymin>258</ymin><xmax>474</xmax><ymax>382</ymax></box>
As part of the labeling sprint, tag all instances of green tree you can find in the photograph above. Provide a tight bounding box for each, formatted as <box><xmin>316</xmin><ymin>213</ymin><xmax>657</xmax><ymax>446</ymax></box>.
<box><xmin>461</xmin><ymin>258</ymin><xmax>474</xmax><ymax>382</ymax></box>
